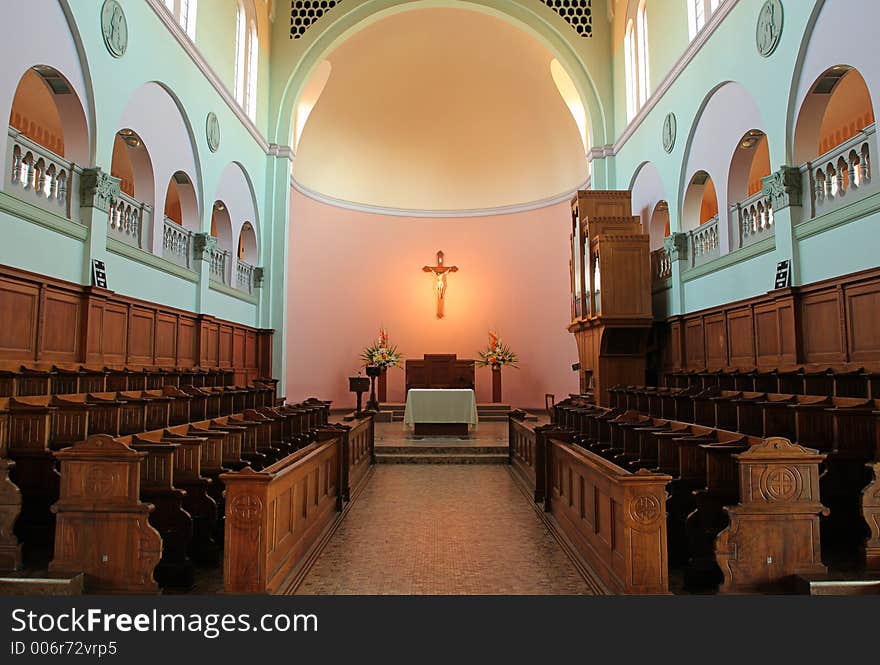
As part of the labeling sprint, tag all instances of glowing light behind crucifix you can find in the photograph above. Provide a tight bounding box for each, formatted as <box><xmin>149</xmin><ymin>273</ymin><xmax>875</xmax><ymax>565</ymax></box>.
<box><xmin>422</xmin><ymin>250</ymin><xmax>459</xmax><ymax>319</ymax></box>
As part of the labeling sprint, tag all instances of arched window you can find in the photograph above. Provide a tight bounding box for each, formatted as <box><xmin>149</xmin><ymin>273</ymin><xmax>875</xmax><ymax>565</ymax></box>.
<box><xmin>246</xmin><ymin>21</ymin><xmax>258</xmax><ymax>120</ymax></box>
<box><xmin>688</xmin><ymin>0</ymin><xmax>724</xmax><ymax>40</ymax></box>
<box><xmin>637</xmin><ymin>1</ymin><xmax>650</xmax><ymax>107</ymax></box>
<box><xmin>233</xmin><ymin>2</ymin><xmax>258</xmax><ymax>120</ymax></box>
<box><xmin>162</xmin><ymin>0</ymin><xmax>197</xmax><ymax>39</ymax></box>
<box><xmin>624</xmin><ymin>20</ymin><xmax>637</xmax><ymax>121</ymax></box>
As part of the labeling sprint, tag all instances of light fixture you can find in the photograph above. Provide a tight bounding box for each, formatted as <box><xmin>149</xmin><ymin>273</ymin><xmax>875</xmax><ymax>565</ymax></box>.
<box><xmin>740</xmin><ymin>130</ymin><xmax>765</xmax><ymax>150</ymax></box>
<box><xmin>118</xmin><ymin>128</ymin><xmax>141</xmax><ymax>148</ymax></box>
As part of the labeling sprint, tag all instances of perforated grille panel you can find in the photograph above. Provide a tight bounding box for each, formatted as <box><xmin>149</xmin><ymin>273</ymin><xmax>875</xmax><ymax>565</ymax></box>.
<box><xmin>542</xmin><ymin>0</ymin><xmax>593</xmax><ymax>37</ymax></box>
<box><xmin>290</xmin><ymin>0</ymin><xmax>342</xmax><ymax>39</ymax></box>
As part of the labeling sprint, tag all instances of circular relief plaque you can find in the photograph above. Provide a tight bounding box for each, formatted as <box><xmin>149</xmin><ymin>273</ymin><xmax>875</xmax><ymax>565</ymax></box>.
<box><xmin>756</xmin><ymin>0</ymin><xmax>784</xmax><ymax>58</ymax></box>
<box><xmin>101</xmin><ymin>0</ymin><xmax>128</xmax><ymax>58</ymax></box>
<box><xmin>662</xmin><ymin>112</ymin><xmax>677</xmax><ymax>154</ymax></box>
<box><xmin>206</xmin><ymin>112</ymin><xmax>221</xmax><ymax>153</ymax></box>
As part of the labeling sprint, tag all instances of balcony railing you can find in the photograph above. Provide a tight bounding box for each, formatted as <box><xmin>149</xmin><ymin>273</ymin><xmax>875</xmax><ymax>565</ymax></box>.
<box><xmin>731</xmin><ymin>190</ymin><xmax>774</xmax><ymax>249</ymax></box>
<box><xmin>651</xmin><ymin>247</ymin><xmax>672</xmax><ymax>285</ymax></box>
<box><xmin>804</xmin><ymin>123</ymin><xmax>876</xmax><ymax>219</ymax></box>
<box><xmin>209</xmin><ymin>248</ymin><xmax>231</xmax><ymax>285</ymax></box>
<box><xmin>687</xmin><ymin>216</ymin><xmax>720</xmax><ymax>267</ymax></box>
<box><xmin>236</xmin><ymin>260</ymin><xmax>255</xmax><ymax>293</ymax></box>
<box><xmin>7</xmin><ymin>128</ymin><xmax>81</xmax><ymax>221</ymax></box>
<box><xmin>162</xmin><ymin>217</ymin><xmax>193</xmax><ymax>269</ymax></box>
<box><xmin>108</xmin><ymin>191</ymin><xmax>150</xmax><ymax>250</ymax></box>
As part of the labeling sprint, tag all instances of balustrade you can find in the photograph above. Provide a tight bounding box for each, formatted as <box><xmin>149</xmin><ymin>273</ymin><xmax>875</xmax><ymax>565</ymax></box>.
<box><xmin>162</xmin><ymin>217</ymin><xmax>193</xmax><ymax>269</ymax></box>
<box><xmin>236</xmin><ymin>260</ymin><xmax>254</xmax><ymax>293</ymax></box>
<box><xmin>805</xmin><ymin>123</ymin><xmax>876</xmax><ymax>219</ymax></box>
<box><xmin>108</xmin><ymin>192</ymin><xmax>149</xmax><ymax>249</ymax></box>
<box><xmin>688</xmin><ymin>216</ymin><xmax>720</xmax><ymax>267</ymax></box>
<box><xmin>210</xmin><ymin>248</ymin><xmax>230</xmax><ymax>285</ymax></box>
<box><xmin>651</xmin><ymin>247</ymin><xmax>672</xmax><ymax>284</ymax></box>
<box><xmin>732</xmin><ymin>191</ymin><xmax>774</xmax><ymax>249</ymax></box>
<box><xmin>7</xmin><ymin>128</ymin><xmax>80</xmax><ymax>221</ymax></box>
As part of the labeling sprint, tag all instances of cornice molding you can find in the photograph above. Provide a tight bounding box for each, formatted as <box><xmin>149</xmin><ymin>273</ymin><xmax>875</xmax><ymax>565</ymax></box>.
<box><xmin>289</xmin><ymin>176</ymin><xmax>589</xmax><ymax>218</ymax></box>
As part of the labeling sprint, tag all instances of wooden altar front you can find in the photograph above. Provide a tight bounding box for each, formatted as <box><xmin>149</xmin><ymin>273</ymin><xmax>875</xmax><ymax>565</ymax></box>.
<box><xmin>405</xmin><ymin>354</ymin><xmax>475</xmax><ymax>392</ymax></box>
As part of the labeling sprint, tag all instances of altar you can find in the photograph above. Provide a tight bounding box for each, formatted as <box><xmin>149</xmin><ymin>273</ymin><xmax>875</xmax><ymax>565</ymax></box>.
<box><xmin>403</xmin><ymin>389</ymin><xmax>478</xmax><ymax>436</ymax></box>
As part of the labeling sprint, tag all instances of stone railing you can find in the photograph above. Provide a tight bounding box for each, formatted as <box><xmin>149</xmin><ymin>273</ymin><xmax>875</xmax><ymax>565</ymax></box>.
<box><xmin>108</xmin><ymin>191</ymin><xmax>149</xmax><ymax>249</ymax></box>
<box><xmin>731</xmin><ymin>190</ymin><xmax>774</xmax><ymax>249</ymax></box>
<box><xmin>209</xmin><ymin>248</ymin><xmax>230</xmax><ymax>285</ymax></box>
<box><xmin>162</xmin><ymin>217</ymin><xmax>193</xmax><ymax>269</ymax></box>
<box><xmin>804</xmin><ymin>123</ymin><xmax>876</xmax><ymax>219</ymax></box>
<box><xmin>236</xmin><ymin>259</ymin><xmax>255</xmax><ymax>293</ymax></box>
<box><xmin>650</xmin><ymin>247</ymin><xmax>672</xmax><ymax>284</ymax></box>
<box><xmin>687</xmin><ymin>216</ymin><xmax>720</xmax><ymax>267</ymax></box>
<box><xmin>7</xmin><ymin>128</ymin><xmax>81</xmax><ymax>221</ymax></box>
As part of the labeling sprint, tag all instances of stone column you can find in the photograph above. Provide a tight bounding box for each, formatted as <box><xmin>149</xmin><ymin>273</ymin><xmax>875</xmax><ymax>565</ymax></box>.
<box><xmin>78</xmin><ymin>167</ymin><xmax>121</xmax><ymax>286</ymax></box>
<box><xmin>762</xmin><ymin>166</ymin><xmax>804</xmax><ymax>286</ymax></box>
<box><xmin>663</xmin><ymin>231</ymin><xmax>689</xmax><ymax>316</ymax></box>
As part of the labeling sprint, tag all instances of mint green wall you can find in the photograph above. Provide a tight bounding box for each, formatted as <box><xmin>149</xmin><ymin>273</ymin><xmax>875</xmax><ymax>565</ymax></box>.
<box><xmin>0</xmin><ymin>209</ymin><xmax>85</xmax><ymax>282</ymax></box>
<box><xmin>195</xmin><ymin>0</ymin><xmax>238</xmax><ymax>93</ymax></box>
<box><xmin>798</xmin><ymin>209</ymin><xmax>880</xmax><ymax>285</ymax></box>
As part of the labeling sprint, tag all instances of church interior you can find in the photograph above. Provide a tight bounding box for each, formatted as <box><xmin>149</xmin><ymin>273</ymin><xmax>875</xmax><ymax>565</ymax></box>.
<box><xmin>0</xmin><ymin>0</ymin><xmax>879</xmax><ymax>598</ymax></box>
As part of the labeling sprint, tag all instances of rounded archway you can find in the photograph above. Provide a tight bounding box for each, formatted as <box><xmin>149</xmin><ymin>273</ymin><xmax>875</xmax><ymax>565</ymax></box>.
<box><xmin>163</xmin><ymin>171</ymin><xmax>199</xmax><ymax>231</ymax></box>
<box><xmin>728</xmin><ymin>129</ymin><xmax>773</xmax><ymax>246</ymax></box>
<box><xmin>237</xmin><ymin>222</ymin><xmax>258</xmax><ymax>262</ymax></box>
<box><xmin>649</xmin><ymin>201</ymin><xmax>670</xmax><ymax>251</ymax></box>
<box><xmin>210</xmin><ymin>201</ymin><xmax>233</xmax><ymax>283</ymax></box>
<box><xmin>110</xmin><ymin>128</ymin><xmax>154</xmax><ymax>247</ymax></box>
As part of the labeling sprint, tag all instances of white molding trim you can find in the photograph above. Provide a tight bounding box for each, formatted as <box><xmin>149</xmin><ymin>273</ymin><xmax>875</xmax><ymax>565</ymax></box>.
<box><xmin>598</xmin><ymin>0</ymin><xmax>742</xmax><ymax>161</ymax></box>
<box><xmin>290</xmin><ymin>176</ymin><xmax>588</xmax><ymax>218</ymax></box>
<box><xmin>145</xmin><ymin>0</ymin><xmax>273</xmax><ymax>153</ymax></box>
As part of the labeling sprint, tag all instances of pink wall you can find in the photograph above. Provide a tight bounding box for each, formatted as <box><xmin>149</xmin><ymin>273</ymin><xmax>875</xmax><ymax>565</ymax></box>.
<box><xmin>286</xmin><ymin>191</ymin><xmax>579</xmax><ymax>410</ymax></box>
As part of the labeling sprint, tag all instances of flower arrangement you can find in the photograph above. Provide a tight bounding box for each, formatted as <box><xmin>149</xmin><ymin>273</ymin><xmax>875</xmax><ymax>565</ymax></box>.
<box><xmin>361</xmin><ymin>327</ymin><xmax>403</xmax><ymax>369</ymax></box>
<box><xmin>476</xmin><ymin>330</ymin><xmax>519</xmax><ymax>369</ymax></box>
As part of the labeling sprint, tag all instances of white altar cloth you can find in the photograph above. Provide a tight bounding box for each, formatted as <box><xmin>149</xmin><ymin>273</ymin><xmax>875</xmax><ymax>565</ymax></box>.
<box><xmin>403</xmin><ymin>389</ymin><xmax>478</xmax><ymax>428</ymax></box>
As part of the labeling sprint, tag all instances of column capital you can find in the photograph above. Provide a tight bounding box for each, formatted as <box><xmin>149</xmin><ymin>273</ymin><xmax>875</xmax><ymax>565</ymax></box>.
<box><xmin>762</xmin><ymin>166</ymin><xmax>803</xmax><ymax>211</ymax></box>
<box><xmin>253</xmin><ymin>267</ymin><xmax>265</xmax><ymax>288</ymax></box>
<box><xmin>80</xmin><ymin>167</ymin><xmax>121</xmax><ymax>213</ymax></box>
<box><xmin>663</xmin><ymin>232</ymin><xmax>689</xmax><ymax>262</ymax></box>
<box><xmin>193</xmin><ymin>232</ymin><xmax>217</xmax><ymax>261</ymax></box>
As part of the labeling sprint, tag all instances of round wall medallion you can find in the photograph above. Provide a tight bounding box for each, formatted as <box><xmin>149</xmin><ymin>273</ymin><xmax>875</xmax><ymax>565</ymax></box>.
<box><xmin>756</xmin><ymin>0</ymin><xmax>783</xmax><ymax>58</ymax></box>
<box><xmin>662</xmin><ymin>113</ymin><xmax>677</xmax><ymax>154</ymax></box>
<box><xmin>101</xmin><ymin>0</ymin><xmax>128</xmax><ymax>58</ymax></box>
<box><xmin>206</xmin><ymin>112</ymin><xmax>221</xmax><ymax>153</ymax></box>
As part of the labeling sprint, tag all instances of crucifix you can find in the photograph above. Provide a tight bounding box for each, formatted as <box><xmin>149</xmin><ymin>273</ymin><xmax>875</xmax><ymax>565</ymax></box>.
<box><xmin>422</xmin><ymin>250</ymin><xmax>458</xmax><ymax>319</ymax></box>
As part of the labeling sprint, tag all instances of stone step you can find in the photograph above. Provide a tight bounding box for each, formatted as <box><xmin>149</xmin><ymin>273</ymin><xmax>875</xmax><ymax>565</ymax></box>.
<box><xmin>794</xmin><ymin>574</ymin><xmax>880</xmax><ymax>595</ymax></box>
<box><xmin>376</xmin><ymin>445</ymin><xmax>507</xmax><ymax>455</ymax></box>
<box><xmin>0</xmin><ymin>573</ymin><xmax>84</xmax><ymax>595</ymax></box>
<box><xmin>375</xmin><ymin>453</ymin><xmax>508</xmax><ymax>465</ymax></box>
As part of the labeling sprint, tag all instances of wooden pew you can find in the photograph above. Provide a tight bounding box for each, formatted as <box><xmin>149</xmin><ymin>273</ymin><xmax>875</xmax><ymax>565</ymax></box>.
<box><xmin>222</xmin><ymin>431</ymin><xmax>346</xmax><ymax>594</ymax></box>
<box><xmin>49</xmin><ymin>434</ymin><xmax>162</xmax><ymax>593</ymax></box>
<box><xmin>0</xmin><ymin>399</ymin><xmax>22</xmax><ymax>570</ymax></box>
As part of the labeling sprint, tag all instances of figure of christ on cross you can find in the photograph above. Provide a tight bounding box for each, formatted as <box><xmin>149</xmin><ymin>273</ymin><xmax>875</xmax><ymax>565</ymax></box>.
<box><xmin>422</xmin><ymin>250</ymin><xmax>459</xmax><ymax>319</ymax></box>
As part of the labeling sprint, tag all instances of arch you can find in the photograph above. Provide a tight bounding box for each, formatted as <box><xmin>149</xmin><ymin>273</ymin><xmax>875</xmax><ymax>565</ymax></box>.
<box><xmin>550</xmin><ymin>59</ymin><xmax>588</xmax><ymax>153</ymax></box>
<box><xmin>111</xmin><ymin>129</ymin><xmax>154</xmax><ymax>204</ymax></box>
<box><xmin>273</xmin><ymin>0</ymin><xmax>608</xmax><ymax>161</ymax></box>
<box><xmin>163</xmin><ymin>171</ymin><xmax>199</xmax><ymax>232</ymax></box>
<box><xmin>650</xmin><ymin>201</ymin><xmax>671</xmax><ymax>251</ymax></box>
<box><xmin>629</xmin><ymin>160</ymin><xmax>670</xmax><ymax>247</ymax></box>
<box><xmin>210</xmin><ymin>201</ymin><xmax>233</xmax><ymax>251</ymax></box>
<box><xmin>682</xmin><ymin>170</ymin><xmax>718</xmax><ymax>231</ymax></box>
<box><xmin>213</xmin><ymin>161</ymin><xmax>261</xmax><ymax>261</ymax></box>
<box><xmin>8</xmin><ymin>65</ymin><xmax>89</xmax><ymax>165</ymax></box>
<box><xmin>787</xmin><ymin>0</ymin><xmax>880</xmax><ymax>164</ymax></box>
<box><xmin>237</xmin><ymin>221</ymin><xmax>258</xmax><ymax>262</ymax></box>
<box><xmin>727</xmin><ymin>129</ymin><xmax>771</xmax><ymax>204</ymax></box>
<box><xmin>793</xmin><ymin>66</ymin><xmax>875</xmax><ymax>165</ymax></box>
<box><xmin>294</xmin><ymin>60</ymin><xmax>331</xmax><ymax>152</ymax></box>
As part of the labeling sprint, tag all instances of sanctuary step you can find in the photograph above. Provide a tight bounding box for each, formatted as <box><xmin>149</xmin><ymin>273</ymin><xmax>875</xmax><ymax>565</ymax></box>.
<box><xmin>376</xmin><ymin>403</ymin><xmax>537</xmax><ymax>423</ymax></box>
<box><xmin>373</xmin><ymin>422</ymin><xmax>508</xmax><ymax>465</ymax></box>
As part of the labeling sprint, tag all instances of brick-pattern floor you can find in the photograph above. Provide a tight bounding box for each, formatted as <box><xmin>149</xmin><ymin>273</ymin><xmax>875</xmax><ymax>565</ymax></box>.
<box><xmin>294</xmin><ymin>465</ymin><xmax>594</xmax><ymax>595</ymax></box>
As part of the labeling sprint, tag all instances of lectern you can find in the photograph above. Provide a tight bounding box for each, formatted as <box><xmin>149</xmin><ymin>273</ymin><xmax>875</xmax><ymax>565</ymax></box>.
<box><xmin>568</xmin><ymin>190</ymin><xmax>652</xmax><ymax>405</ymax></box>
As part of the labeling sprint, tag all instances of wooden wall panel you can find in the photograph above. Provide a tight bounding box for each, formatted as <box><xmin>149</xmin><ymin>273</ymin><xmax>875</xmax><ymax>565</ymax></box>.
<box><xmin>704</xmin><ymin>314</ymin><xmax>727</xmax><ymax>369</ymax></box>
<box><xmin>127</xmin><ymin>308</ymin><xmax>155</xmax><ymax>366</ymax></box>
<box><xmin>155</xmin><ymin>314</ymin><xmax>177</xmax><ymax>366</ymax></box>
<box><xmin>727</xmin><ymin>308</ymin><xmax>755</xmax><ymax>368</ymax></box>
<box><xmin>846</xmin><ymin>283</ymin><xmax>880</xmax><ymax>362</ymax></box>
<box><xmin>800</xmin><ymin>291</ymin><xmax>845</xmax><ymax>365</ymax></box>
<box><xmin>660</xmin><ymin>267</ymin><xmax>880</xmax><ymax>375</ymax></box>
<box><xmin>0</xmin><ymin>264</ymin><xmax>273</xmax><ymax>378</ymax></box>
<box><xmin>39</xmin><ymin>290</ymin><xmax>81</xmax><ymax>362</ymax></box>
<box><xmin>0</xmin><ymin>278</ymin><xmax>38</xmax><ymax>361</ymax></box>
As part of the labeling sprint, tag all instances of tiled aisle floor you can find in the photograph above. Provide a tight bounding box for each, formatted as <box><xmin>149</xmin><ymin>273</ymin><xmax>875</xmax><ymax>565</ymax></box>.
<box><xmin>295</xmin><ymin>425</ymin><xmax>593</xmax><ymax>595</ymax></box>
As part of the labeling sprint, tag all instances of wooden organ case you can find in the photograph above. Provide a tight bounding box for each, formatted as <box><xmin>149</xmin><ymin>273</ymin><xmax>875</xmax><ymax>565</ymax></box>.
<box><xmin>568</xmin><ymin>191</ymin><xmax>652</xmax><ymax>405</ymax></box>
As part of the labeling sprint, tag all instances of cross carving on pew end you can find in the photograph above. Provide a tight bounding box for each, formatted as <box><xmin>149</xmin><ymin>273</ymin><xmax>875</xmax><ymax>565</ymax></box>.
<box><xmin>422</xmin><ymin>250</ymin><xmax>458</xmax><ymax>319</ymax></box>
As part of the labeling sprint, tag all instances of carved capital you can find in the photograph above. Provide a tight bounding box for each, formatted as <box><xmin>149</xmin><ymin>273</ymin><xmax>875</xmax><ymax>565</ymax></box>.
<box><xmin>253</xmin><ymin>267</ymin><xmax>265</xmax><ymax>288</ymax></box>
<box><xmin>762</xmin><ymin>166</ymin><xmax>802</xmax><ymax>210</ymax></box>
<box><xmin>80</xmin><ymin>168</ymin><xmax>121</xmax><ymax>213</ymax></box>
<box><xmin>663</xmin><ymin>232</ymin><xmax>689</xmax><ymax>262</ymax></box>
<box><xmin>193</xmin><ymin>233</ymin><xmax>217</xmax><ymax>262</ymax></box>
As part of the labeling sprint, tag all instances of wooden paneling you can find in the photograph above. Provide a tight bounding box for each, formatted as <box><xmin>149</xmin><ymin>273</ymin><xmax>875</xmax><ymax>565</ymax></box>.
<box><xmin>0</xmin><ymin>265</ymin><xmax>273</xmax><ymax>379</ymax></box>
<box><xmin>660</xmin><ymin>267</ymin><xmax>880</xmax><ymax>374</ymax></box>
